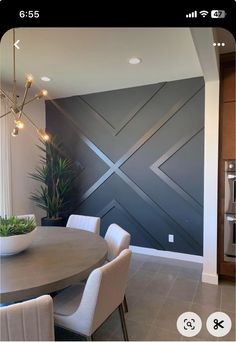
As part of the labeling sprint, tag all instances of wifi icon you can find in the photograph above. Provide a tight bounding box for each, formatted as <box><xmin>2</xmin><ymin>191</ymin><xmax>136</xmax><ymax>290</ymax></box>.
<box><xmin>199</xmin><ymin>10</ymin><xmax>209</xmax><ymax>17</ymax></box>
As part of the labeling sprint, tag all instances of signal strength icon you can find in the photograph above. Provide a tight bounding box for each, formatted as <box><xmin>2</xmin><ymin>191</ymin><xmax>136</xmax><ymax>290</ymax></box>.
<box><xmin>186</xmin><ymin>11</ymin><xmax>197</xmax><ymax>18</ymax></box>
<box><xmin>199</xmin><ymin>10</ymin><xmax>209</xmax><ymax>17</ymax></box>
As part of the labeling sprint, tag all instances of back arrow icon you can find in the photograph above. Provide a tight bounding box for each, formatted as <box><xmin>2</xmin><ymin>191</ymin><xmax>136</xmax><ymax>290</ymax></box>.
<box><xmin>14</xmin><ymin>40</ymin><xmax>20</xmax><ymax>49</ymax></box>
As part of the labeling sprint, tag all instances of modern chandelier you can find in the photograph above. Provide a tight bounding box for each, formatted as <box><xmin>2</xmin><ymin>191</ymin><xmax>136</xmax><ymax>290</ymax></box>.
<box><xmin>0</xmin><ymin>28</ymin><xmax>50</xmax><ymax>141</ymax></box>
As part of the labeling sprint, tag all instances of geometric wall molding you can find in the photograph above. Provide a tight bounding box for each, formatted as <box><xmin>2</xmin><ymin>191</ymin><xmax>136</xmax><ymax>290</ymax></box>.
<box><xmin>80</xmin><ymin>83</ymin><xmax>166</xmax><ymax>136</ymax></box>
<box><xmin>97</xmin><ymin>199</ymin><xmax>165</xmax><ymax>249</ymax></box>
<box><xmin>150</xmin><ymin>128</ymin><xmax>204</xmax><ymax>214</ymax></box>
<box><xmin>46</xmin><ymin>77</ymin><xmax>205</xmax><ymax>255</ymax></box>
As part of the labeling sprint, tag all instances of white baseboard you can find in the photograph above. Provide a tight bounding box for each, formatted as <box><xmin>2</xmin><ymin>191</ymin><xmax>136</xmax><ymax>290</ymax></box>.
<box><xmin>201</xmin><ymin>272</ymin><xmax>218</xmax><ymax>285</ymax></box>
<box><xmin>130</xmin><ymin>245</ymin><xmax>203</xmax><ymax>263</ymax></box>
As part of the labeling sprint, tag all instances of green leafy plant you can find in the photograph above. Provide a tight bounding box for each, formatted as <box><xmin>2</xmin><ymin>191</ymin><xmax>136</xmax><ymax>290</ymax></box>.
<box><xmin>0</xmin><ymin>216</ymin><xmax>36</xmax><ymax>237</ymax></box>
<box><xmin>29</xmin><ymin>138</ymin><xmax>76</xmax><ymax>220</ymax></box>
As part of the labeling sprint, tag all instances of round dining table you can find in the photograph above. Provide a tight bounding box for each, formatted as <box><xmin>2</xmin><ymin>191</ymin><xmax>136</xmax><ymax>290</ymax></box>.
<box><xmin>0</xmin><ymin>227</ymin><xmax>108</xmax><ymax>304</ymax></box>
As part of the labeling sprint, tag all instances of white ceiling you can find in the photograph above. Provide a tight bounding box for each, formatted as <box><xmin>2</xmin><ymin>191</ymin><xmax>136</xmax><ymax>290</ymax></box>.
<box><xmin>1</xmin><ymin>28</ymin><xmax>205</xmax><ymax>99</ymax></box>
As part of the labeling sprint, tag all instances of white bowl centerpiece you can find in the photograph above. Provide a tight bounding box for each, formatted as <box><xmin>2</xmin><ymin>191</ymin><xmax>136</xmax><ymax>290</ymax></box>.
<box><xmin>0</xmin><ymin>216</ymin><xmax>37</xmax><ymax>256</ymax></box>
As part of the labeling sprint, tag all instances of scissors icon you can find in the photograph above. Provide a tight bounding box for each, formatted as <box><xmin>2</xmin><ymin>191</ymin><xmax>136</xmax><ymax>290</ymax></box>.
<box><xmin>214</xmin><ymin>319</ymin><xmax>224</xmax><ymax>330</ymax></box>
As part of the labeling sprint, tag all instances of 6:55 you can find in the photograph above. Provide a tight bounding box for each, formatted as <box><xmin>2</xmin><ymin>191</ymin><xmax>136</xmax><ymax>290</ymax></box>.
<box><xmin>19</xmin><ymin>10</ymin><xmax>40</xmax><ymax>18</ymax></box>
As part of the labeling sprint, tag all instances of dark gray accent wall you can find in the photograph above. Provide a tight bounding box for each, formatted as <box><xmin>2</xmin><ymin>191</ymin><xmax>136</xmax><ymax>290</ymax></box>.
<box><xmin>46</xmin><ymin>77</ymin><xmax>204</xmax><ymax>256</ymax></box>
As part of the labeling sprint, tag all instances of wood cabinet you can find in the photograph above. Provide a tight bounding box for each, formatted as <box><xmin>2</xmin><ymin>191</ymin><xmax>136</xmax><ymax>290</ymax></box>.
<box><xmin>221</xmin><ymin>102</ymin><xmax>235</xmax><ymax>159</ymax></box>
<box><xmin>218</xmin><ymin>53</ymin><xmax>236</xmax><ymax>279</ymax></box>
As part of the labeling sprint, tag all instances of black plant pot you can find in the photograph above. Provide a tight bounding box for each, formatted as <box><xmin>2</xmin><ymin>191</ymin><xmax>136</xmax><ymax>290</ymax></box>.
<box><xmin>41</xmin><ymin>217</ymin><xmax>67</xmax><ymax>227</ymax></box>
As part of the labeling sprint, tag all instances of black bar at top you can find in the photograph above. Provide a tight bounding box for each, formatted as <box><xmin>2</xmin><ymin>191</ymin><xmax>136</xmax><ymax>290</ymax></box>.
<box><xmin>0</xmin><ymin>0</ymin><xmax>235</xmax><ymax>38</ymax></box>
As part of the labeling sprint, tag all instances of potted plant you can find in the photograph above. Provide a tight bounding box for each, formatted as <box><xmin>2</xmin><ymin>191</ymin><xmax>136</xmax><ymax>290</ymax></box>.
<box><xmin>0</xmin><ymin>216</ymin><xmax>37</xmax><ymax>256</ymax></box>
<box><xmin>29</xmin><ymin>138</ymin><xmax>76</xmax><ymax>226</ymax></box>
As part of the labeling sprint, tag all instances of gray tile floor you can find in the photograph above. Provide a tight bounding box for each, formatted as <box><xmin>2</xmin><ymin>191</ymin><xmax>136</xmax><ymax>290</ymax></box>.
<box><xmin>55</xmin><ymin>253</ymin><xmax>236</xmax><ymax>341</ymax></box>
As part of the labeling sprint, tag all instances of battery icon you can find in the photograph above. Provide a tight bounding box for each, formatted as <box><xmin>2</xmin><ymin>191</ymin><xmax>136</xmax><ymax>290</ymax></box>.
<box><xmin>211</xmin><ymin>10</ymin><xmax>226</xmax><ymax>18</ymax></box>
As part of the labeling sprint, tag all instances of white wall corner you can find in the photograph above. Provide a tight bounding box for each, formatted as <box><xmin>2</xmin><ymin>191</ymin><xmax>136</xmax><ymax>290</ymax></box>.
<box><xmin>202</xmin><ymin>272</ymin><xmax>219</xmax><ymax>285</ymax></box>
<box><xmin>191</xmin><ymin>28</ymin><xmax>220</xmax><ymax>285</ymax></box>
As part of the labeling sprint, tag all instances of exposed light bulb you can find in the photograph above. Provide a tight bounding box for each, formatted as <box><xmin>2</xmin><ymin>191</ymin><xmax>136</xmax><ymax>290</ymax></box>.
<box><xmin>25</xmin><ymin>74</ymin><xmax>33</xmax><ymax>88</ymax></box>
<box><xmin>37</xmin><ymin>128</ymin><xmax>50</xmax><ymax>141</ymax></box>
<box><xmin>41</xmin><ymin>89</ymin><xmax>48</xmax><ymax>97</ymax></box>
<box><xmin>43</xmin><ymin>134</ymin><xmax>50</xmax><ymax>141</ymax></box>
<box><xmin>11</xmin><ymin>127</ymin><xmax>19</xmax><ymax>137</ymax></box>
<box><xmin>37</xmin><ymin>89</ymin><xmax>48</xmax><ymax>98</ymax></box>
<box><xmin>26</xmin><ymin>74</ymin><xmax>33</xmax><ymax>82</ymax></box>
<box><xmin>14</xmin><ymin>119</ymin><xmax>24</xmax><ymax>129</ymax></box>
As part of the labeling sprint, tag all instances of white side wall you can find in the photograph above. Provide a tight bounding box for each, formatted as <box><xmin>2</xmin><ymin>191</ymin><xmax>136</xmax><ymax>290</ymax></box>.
<box><xmin>11</xmin><ymin>99</ymin><xmax>46</xmax><ymax>223</ymax></box>
<box><xmin>202</xmin><ymin>80</ymin><xmax>220</xmax><ymax>284</ymax></box>
<box><xmin>191</xmin><ymin>29</ymin><xmax>220</xmax><ymax>284</ymax></box>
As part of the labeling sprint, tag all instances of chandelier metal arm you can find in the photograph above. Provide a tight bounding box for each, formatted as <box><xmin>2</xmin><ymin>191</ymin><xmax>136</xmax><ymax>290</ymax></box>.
<box><xmin>0</xmin><ymin>29</ymin><xmax>50</xmax><ymax>141</ymax></box>
<box><xmin>19</xmin><ymin>87</ymin><xmax>30</xmax><ymax>117</ymax></box>
<box><xmin>0</xmin><ymin>102</ymin><xmax>43</xmax><ymax>133</ymax></box>
<box><xmin>0</xmin><ymin>88</ymin><xmax>14</xmax><ymax>105</ymax></box>
<box><xmin>0</xmin><ymin>103</ymin><xmax>49</xmax><ymax>140</ymax></box>
<box><xmin>0</xmin><ymin>89</ymin><xmax>18</xmax><ymax>119</ymax></box>
<box><xmin>0</xmin><ymin>89</ymin><xmax>41</xmax><ymax>119</ymax></box>
<box><xmin>21</xmin><ymin>111</ymin><xmax>38</xmax><ymax>129</ymax></box>
<box><xmin>12</xmin><ymin>28</ymin><xmax>17</xmax><ymax>110</ymax></box>
<box><xmin>0</xmin><ymin>110</ymin><xmax>12</xmax><ymax>119</ymax></box>
<box><xmin>23</xmin><ymin>94</ymin><xmax>41</xmax><ymax>106</ymax></box>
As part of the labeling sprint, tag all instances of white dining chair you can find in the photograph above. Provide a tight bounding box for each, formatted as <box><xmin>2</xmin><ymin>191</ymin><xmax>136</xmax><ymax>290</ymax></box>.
<box><xmin>66</xmin><ymin>214</ymin><xmax>100</xmax><ymax>235</ymax></box>
<box><xmin>17</xmin><ymin>214</ymin><xmax>36</xmax><ymax>225</ymax></box>
<box><xmin>105</xmin><ymin>223</ymin><xmax>131</xmax><ymax>261</ymax></box>
<box><xmin>0</xmin><ymin>295</ymin><xmax>54</xmax><ymax>341</ymax></box>
<box><xmin>53</xmin><ymin>249</ymin><xmax>132</xmax><ymax>341</ymax></box>
<box><xmin>105</xmin><ymin>223</ymin><xmax>131</xmax><ymax>312</ymax></box>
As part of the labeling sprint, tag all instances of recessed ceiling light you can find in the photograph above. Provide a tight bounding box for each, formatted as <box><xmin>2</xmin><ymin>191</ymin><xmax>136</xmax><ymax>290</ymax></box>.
<box><xmin>128</xmin><ymin>57</ymin><xmax>142</xmax><ymax>65</ymax></box>
<box><xmin>40</xmin><ymin>76</ymin><xmax>51</xmax><ymax>82</ymax></box>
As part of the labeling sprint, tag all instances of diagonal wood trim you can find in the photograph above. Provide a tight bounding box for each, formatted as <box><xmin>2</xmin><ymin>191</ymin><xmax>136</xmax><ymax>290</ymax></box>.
<box><xmin>97</xmin><ymin>199</ymin><xmax>165</xmax><ymax>249</ymax></box>
<box><xmin>49</xmin><ymin>84</ymin><xmax>203</xmax><ymax>253</ymax></box>
<box><xmin>79</xmin><ymin>164</ymin><xmax>201</xmax><ymax>252</ymax></box>
<box><xmin>114</xmin><ymin>86</ymin><xmax>204</xmax><ymax>169</ymax></box>
<box><xmin>50</xmin><ymin>85</ymin><xmax>204</xmax><ymax>175</ymax></box>
<box><xmin>150</xmin><ymin>128</ymin><xmax>204</xmax><ymax>212</ymax></box>
<box><xmin>79</xmin><ymin>83</ymin><xmax>165</xmax><ymax>136</ymax></box>
<box><xmin>49</xmin><ymin>99</ymin><xmax>114</xmax><ymax>167</ymax></box>
<box><xmin>97</xmin><ymin>199</ymin><xmax>117</xmax><ymax>218</ymax></box>
<box><xmin>78</xmin><ymin>86</ymin><xmax>204</xmax><ymax>207</ymax></box>
<box><xmin>80</xmin><ymin>169</ymin><xmax>114</xmax><ymax>202</ymax></box>
<box><xmin>47</xmin><ymin>82</ymin><xmax>204</xmax><ymax>253</ymax></box>
<box><xmin>155</xmin><ymin>170</ymin><xmax>203</xmax><ymax>213</ymax></box>
<box><xmin>78</xmin><ymin>96</ymin><xmax>116</xmax><ymax>133</ymax></box>
<box><xmin>151</xmin><ymin>129</ymin><xmax>203</xmax><ymax>169</ymax></box>
<box><xmin>115</xmin><ymin>169</ymin><xmax>201</xmax><ymax>253</ymax></box>
<box><xmin>114</xmin><ymin>83</ymin><xmax>166</xmax><ymax>136</ymax></box>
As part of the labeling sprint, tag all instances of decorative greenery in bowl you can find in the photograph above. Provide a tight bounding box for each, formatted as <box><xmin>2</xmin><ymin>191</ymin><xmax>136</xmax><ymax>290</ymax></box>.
<box><xmin>0</xmin><ymin>216</ymin><xmax>36</xmax><ymax>236</ymax></box>
<box><xmin>0</xmin><ymin>216</ymin><xmax>37</xmax><ymax>256</ymax></box>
